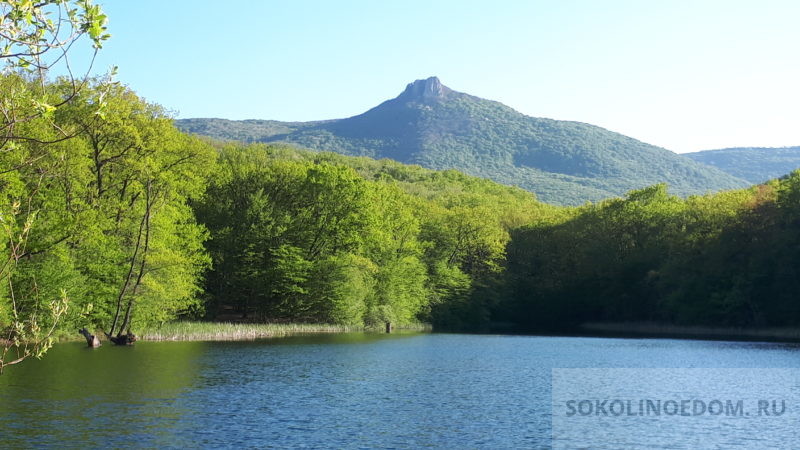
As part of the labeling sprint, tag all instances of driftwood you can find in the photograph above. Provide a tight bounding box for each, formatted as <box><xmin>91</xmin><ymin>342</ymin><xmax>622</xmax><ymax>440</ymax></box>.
<box><xmin>78</xmin><ymin>328</ymin><xmax>101</xmax><ymax>348</ymax></box>
<box><xmin>108</xmin><ymin>332</ymin><xmax>137</xmax><ymax>346</ymax></box>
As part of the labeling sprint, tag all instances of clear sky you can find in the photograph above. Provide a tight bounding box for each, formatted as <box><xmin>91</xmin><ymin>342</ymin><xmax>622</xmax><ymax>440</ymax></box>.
<box><xmin>76</xmin><ymin>0</ymin><xmax>800</xmax><ymax>153</ymax></box>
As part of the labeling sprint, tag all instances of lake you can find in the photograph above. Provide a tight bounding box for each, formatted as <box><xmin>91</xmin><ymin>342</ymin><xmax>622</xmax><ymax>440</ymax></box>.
<box><xmin>1</xmin><ymin>333</ymin><xmax>799</xmax><ymax>448</ymax></box>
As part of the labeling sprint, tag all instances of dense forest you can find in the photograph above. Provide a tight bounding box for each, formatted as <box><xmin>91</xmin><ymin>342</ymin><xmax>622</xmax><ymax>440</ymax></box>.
<box><xmin>177</xmin><ymin>77</ymin><xmax>748</xmax><ymax>205</ymax></box>
<box><xmin>193</xmin><ymin>144</ymin><xmax>561</xmax><ymax>329</ymax></box>
<box><xmin>504</xmin><ymin>180</ymin><xmax>800</xmax><ymax>330</ymax></box>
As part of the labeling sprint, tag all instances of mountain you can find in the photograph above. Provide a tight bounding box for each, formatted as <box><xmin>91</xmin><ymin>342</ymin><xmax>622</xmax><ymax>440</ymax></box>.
<box><xmin>177</xmin><ymin>77</ymin><xmax>748</xmax><ymax>205</ymax></box>
<box><xmin>684</xmin><ymin>147</ymin><xmax>800</xmax><ymax>184</ymax></box>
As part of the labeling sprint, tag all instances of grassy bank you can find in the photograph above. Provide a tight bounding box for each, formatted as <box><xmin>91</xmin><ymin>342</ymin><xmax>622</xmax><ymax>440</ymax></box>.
<box><xmin>137</xmin><ymin>321</ymin><xmax>432</xmax><ymax>342</ymax></box>
<box><xmin>581</xmin><ymin>322</ymin><xmax>800</xmax><ymax>342</ymax></box>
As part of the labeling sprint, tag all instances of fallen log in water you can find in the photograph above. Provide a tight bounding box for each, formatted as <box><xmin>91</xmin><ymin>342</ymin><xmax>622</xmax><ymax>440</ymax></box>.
<box><xmin>108</xmin><ymin>332</ymin><xmax>137</xmax><ymax>346</ymax></box>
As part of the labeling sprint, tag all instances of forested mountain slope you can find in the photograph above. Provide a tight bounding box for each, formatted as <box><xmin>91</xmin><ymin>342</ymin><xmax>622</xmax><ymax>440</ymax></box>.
<box><xmin>685</xmin><ymin>146</ymin><xmax>800</xmax><ymax>184</ymax></box>
<box><xmin>177</xmin><ymin>77</ymin><xmax>748</xmax><ymax>205</ymax></box>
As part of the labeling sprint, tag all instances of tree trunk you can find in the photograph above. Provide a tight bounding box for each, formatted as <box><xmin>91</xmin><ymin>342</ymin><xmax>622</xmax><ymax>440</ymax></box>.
<box><xmin>109</xmin><ymin>179</ymin><xmax>154</xmax><ymax>340</ymax></box>
<box><xmin>120</xmin><ymin>180</ymin><xmax>154</xmax><ymax>334</ymax></box>
<box><xmin>78</xmin><ymin>328</ymin><xmax>101</xmax><ymax>348</ymax></box>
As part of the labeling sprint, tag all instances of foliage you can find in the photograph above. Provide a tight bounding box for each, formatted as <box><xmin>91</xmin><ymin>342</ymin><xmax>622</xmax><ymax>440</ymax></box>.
<box><xmin>0</xmin><ymin>77</ymin><xmax>216</xmax><ymax>350</ymax></box>
<box><xmin>194</xmin><ymin>142</ymin><xmax>560</xmax><ymax>328</ymax></box>
<box><xmin>1</xmin><ymin>0</ymin><xmax>110</xmax><ymax>370</ymax></box>
<box><xmin>1</xmin><ymin>0</ymin><xmax>111</xmax><ymax>151</ymax></box>
<box><xmin>505</xmin><ymin>176</ymin><xmax>800</xmax><ymax>331</ymax></box>
<box><xmin>0</xmin><ymin>200</ymin><xmax>70</xmax><ymax>373</ymax></box>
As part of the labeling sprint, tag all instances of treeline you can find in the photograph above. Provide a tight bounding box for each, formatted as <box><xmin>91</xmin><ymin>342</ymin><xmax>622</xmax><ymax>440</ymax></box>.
<box><xmin>504</xmin><ymin>180</ymin><xmax>800</xmax><ymax>330</ymax></box>
<box><xmin>195</xmin><ymin>144</ymin><xmax>560</xmax><ymax>328</ymax></box>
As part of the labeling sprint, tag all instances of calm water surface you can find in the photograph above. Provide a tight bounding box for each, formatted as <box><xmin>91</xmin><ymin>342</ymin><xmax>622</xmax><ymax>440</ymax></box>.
<box><xmin>0</xmin><ymin>333</ymin><xmax>798</xmax><ymax>448</ymax></box>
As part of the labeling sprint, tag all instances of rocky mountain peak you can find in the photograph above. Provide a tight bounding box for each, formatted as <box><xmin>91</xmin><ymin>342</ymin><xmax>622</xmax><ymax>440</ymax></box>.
<box><xmin>397</xmin><ymin>76</ymin><xmax>450</xmax><ymax>102</ymax></box>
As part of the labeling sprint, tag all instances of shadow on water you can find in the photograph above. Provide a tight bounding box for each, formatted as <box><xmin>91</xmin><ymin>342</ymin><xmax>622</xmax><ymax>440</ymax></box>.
<box><xmin>0</xmin><ymin>340</ymin><xmax>208</xmax><ymax>446</ymax></box>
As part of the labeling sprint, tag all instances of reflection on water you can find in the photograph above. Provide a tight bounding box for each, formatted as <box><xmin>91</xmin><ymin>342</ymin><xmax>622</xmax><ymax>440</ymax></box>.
<box><xmin>0</xmin><ymin>340</ymin><xmax>206</xmax><ymax>447</ymax></box>
<box><xmin>0</xmin><ymin>333</ymin><xmax>798</xmax><ymax>447</ymax></box>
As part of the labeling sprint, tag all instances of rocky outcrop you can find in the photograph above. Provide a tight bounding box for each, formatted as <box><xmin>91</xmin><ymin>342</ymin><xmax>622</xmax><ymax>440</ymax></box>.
<box><xmin>397</xmin><ymin>76</ymin><xmax>450</xmax><ymax>102</ymax></box>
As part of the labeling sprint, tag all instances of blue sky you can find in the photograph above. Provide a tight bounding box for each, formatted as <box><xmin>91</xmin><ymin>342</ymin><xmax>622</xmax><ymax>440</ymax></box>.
<box><xmin>74</xmin><ymin>0</ymin><xmax>800</xmax><ymax>153</ymax></box>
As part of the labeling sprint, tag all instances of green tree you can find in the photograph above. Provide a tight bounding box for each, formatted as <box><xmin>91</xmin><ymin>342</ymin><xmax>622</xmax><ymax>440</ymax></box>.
<box><xmin>1</xmin><ymin>0</ymin><xmax>109</xmax><ymax>369</ymax></box>
<box><xmin>2</xmin><ymin>80</ymin><xmax>215</xmax><ymax>349</ymax></box>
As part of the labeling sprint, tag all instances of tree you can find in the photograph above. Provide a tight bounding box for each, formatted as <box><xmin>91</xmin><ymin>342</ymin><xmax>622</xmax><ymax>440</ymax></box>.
<box><xmin>307</xmin><ymin>253</ymin><xmax>375</xmax><ymax>325</ymax></box>
<box><xmin>1</xmin><ymin>0</ymin><xmax>108</xmax><ymax>369</ymax></box>
<box><xmin>54</xmin><ymin>82</ymin><xmax>215</xmax><ymax>342</ymax></box>
<box><xmin>1</xmin><ymin>79</ymin><xmax>215</xmax><ymax>353</ymax></box>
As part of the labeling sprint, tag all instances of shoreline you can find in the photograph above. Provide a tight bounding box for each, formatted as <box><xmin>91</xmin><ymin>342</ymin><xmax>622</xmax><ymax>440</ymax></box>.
<box><xmin>40</xmin><ymin>321</ymin><xmax>800</xmax><ymax>345</ymax></box>
<box><xmin>578</xmin><ymin>322</ymin><xmax>800</xmax><ymax>343</ymax></box>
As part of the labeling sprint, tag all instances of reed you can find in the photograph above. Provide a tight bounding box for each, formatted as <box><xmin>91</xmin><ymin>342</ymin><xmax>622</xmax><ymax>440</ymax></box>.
<box><xmin>138</xmin><ymin>321</ymin><xmax>431</xmax><ymax>341</ymax></box>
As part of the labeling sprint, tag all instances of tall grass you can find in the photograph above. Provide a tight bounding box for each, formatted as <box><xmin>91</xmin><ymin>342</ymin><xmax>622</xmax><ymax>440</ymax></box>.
<box><xmin>138</xmin><ymin>321</ymin><xmax>431</xmax><ymax>341</ymax></box>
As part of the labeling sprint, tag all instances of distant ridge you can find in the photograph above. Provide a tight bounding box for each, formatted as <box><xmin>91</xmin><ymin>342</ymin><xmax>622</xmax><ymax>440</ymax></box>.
<box><xmin>685</xmin><ymin>146</ymin><xmax>800</xmax><ymax>184</ymax></box>
<box><xmin>177</xmin><ymin>77</ymin><xmax>748</xmax><ymax>205</ymax></box>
